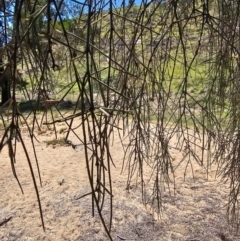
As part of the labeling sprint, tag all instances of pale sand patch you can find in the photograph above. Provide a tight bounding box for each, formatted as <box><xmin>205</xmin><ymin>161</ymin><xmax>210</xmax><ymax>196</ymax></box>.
<box><xmin>0</xmin><ymin>119</ymin><xmax>239</xmax><ymax>241</ymax></box>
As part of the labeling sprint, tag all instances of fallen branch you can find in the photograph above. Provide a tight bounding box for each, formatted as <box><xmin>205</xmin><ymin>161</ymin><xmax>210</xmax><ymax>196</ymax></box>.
<box><xmin>0</xmin><ymin>217</ymin><xmax>12</xmax><ymax>227</ymax></box>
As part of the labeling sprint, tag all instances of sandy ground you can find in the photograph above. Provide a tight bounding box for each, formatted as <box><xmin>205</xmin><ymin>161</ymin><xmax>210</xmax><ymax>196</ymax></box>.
<box><xmin>0</xmin><ymin>115</ymin><xmax>240</xmax><ymax>241</ymax></box>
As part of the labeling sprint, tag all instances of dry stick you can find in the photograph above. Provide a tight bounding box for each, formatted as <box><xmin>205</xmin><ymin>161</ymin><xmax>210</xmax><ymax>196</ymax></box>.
<box><xmin>65</xmin><ymin>90</ymin><xmax>82</xmax><ymax>141</ymax></box>
<box><xmin>117</xmin><ymin>235</ymin><xmax>126</xmax><ymax>240</ymax></box>
<box><xmin>0</xmin><ymin>119</ymin><xmax>24</xmax><ymax>193</ymax></box>
<box><xmin>8</xmin><ymin>134</ymin><xmax>24</xmax><ymax>194</ymax></box>
<box><xmin>95</xmin><ymin>1</ymin><xmax>113</xmax><ymax>222</ymax></box>
<box><xmin>49</xmin><ymin>103</ymin><xmax>58</xmax><ymax>139</ymax></box>
<box><xmin>51</xmin><ymin>0</ymin><xmax>83</xmax><ymax>141</ymax></box>
<box><xmin>82</xmin><ymin>1</ymin><xmax>113</xmax><ymax>238</ymax></box>
<box><xmin>2</xmin><ymin>0</ymin><xmax>237</xmax><ymax>235</ymax></box>
<box><xmin>64</xmin><ymin>30</ymin><xmax>149</xmax><ymax>83</ymax></box>
<box><xmin>47</xmin><ymin>106</ymin><xmax>90</xmax><ymax>148</ymax></box>
<box><xmin>0</xmin><ymin>217</ymin><xmax>12</xmax><ymax>227</ymax></box>
<box><xmin>81</xmin><ymin>112</ymin><xmax>113</xmax><ymax>240</ymax></box>
<box><xmin>97</xmin><ymin>120</ymin><xmax>108</xmax><ymax>213</ymax></box>
<box><xmin>19</xmin><ymin>113</ymin><xmax>43</xmax><ymax>187</ymax></box>
<box><xmin>0</xmin><ymin>125</ymin><xmax>10</xmax><ymax>151</ymax></box>
<box><xmin>16</xmin><ymin>128</ymin><xmax>45</xmax><ymax>231</ymax></box>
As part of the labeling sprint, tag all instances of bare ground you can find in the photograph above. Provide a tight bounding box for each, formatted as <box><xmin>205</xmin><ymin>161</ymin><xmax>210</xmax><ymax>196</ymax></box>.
<box><xmin>0</xmin><ymin>118</ymin><xmax>240</xmax><ymax>241</ymax></box>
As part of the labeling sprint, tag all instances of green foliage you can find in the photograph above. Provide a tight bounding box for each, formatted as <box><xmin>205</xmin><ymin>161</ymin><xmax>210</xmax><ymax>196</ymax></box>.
<box><xmin>54</xmin><ymin>19</ymin><xmax>73</xmax><ymax>31</ymax></box>
<box><xmin>45</xmin><ymin>137</ymin><xmax>68</xmax><ymax>146</ymax></box>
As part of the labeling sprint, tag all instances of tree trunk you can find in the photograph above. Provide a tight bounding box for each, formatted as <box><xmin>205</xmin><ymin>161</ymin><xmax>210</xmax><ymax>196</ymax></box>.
<box><xmin>1</xmin><ymin>75</ymin><xmax>11</xmax><ymax>105</ymax></box>
<box><xmin>0</xmin><ymin>58</ymin><xmax>11</xmax><ymax>106</ymax></box>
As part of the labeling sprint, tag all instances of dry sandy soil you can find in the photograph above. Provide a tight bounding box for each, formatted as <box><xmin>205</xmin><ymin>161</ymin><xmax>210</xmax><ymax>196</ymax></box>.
<box><xmin>0</xmin><ymin>115</ymin><xmax>240</xmax><ymax>241</ymax></box>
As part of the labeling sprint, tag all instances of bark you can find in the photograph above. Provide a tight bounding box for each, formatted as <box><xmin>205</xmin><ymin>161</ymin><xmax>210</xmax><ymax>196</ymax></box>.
<box><xmin>0</xmin><ymin>61</ymin><xmax>11</xmax><ymax>106</ymax></box>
